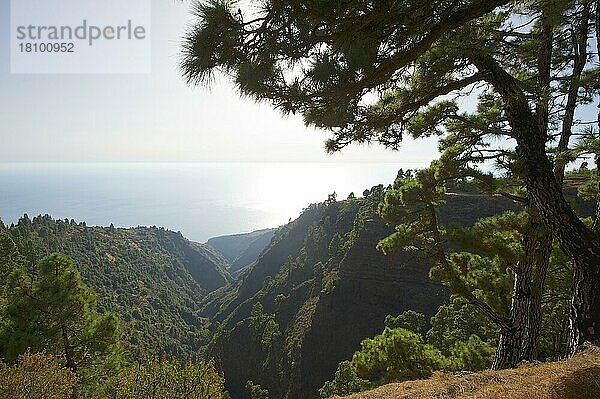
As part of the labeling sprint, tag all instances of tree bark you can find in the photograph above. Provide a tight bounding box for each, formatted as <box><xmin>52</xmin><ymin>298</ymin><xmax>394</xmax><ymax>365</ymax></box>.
<box><xmin>492</xmin><ymin>261</ymin><xmax>531</xmax><ymax>369</ymax></box>
<box><xmin>493</xmin><ymin>213</ymin><xmax>550</xmax><ymax>369</ymax></box>
<box><xmin>492</xmin><ymin>326</ymin><xmax>522</xmax><ymax>369</ymax></box>
<box><xmin>61</xmin><ymin>325</ymin><xmax>76</xmax><ymax>372</ymax></box>
<box><xmin>593</xmin><ymin>156</ymin><xmax>600</xmax><ymax>232</ymax></box>
<box><xmin>569</xmin><ymin>259</ymin><xmax>600</xmax><ymax>354</ymax></box>
<box><xmin>519</xmin><ymin>11</ymin><xmax>554</xmax><ymax>362</ymax></box>
<box><xmin>521</xmin><ymin>226</ymin><xmax>553</xmax><ymax>361</ymax></box>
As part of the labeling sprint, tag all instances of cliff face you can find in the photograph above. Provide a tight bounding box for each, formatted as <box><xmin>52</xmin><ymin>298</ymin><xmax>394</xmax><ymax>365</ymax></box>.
<box><xmin>293</xmin><ymin>216</ymin><xmax>446</xmax><ymax>398</ymax></box>
<box><xmin>293</xmin><ymin>192</ymin><xmax>528</xmax><ymax>398</ymax></box>
<box><xmin>204</xmin><ymin>189</ymin><xmax>545</xmax><ymax>399</ymax></box>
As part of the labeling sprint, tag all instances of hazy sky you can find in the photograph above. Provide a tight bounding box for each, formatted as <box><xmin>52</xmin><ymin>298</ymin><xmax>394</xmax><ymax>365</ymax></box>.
<box><xmin>0</xmin><ymin>0</ymin><xmax>440</xmax><ymax>164</ymax></box>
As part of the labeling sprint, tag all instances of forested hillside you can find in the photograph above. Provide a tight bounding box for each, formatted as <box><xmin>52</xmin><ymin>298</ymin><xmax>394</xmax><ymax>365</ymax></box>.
<box><xmin>0</xmin><ymin>215</ymin><xmax>232</xmax><ymax>358</ymax></box>
<box><xmin>207</xmin><ymin>228</ymin><xmax>277</xmax><ymax>274</ymax></box>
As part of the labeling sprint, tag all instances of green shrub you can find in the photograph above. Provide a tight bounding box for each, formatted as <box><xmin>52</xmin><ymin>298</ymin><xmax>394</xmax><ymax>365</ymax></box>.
<box><xmin>246</xmin><ymin>380</ymin><xmax>270</xmax><ymax>399</ymax></box>
<box><xmin>115</xmin><ymin>358</ymin><xmax>225</xmax><ymax>399</ymax></box>
<box><xmin>0</xmin><ymin>351</ymin><xmax>77</xmax><ymax>399</ymax></box>
<box><xmin>384</xmin><ymin>310</ymin><xmax>425</xmax><ymax>334</ymax></box>
<box><xmin>449</xmin><ymin>335</ymin><xmax>495</xmax><ymax>371</ymax></box>
<box><xmin>319</xmin><ymin>360</ymin><xmax>371</xmax><ymax>398</ymax></box>
<box><xmin>352</xmin><ymin>328</ymin><xmax>448</xmax><ymax>384</ymax></box>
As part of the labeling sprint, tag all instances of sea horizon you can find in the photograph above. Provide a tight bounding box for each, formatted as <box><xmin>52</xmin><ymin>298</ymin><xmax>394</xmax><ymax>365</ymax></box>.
<box><xmin>0</xmin><ymin>162</ymin><xmax>426</xmax><ymax>242</ymax></box>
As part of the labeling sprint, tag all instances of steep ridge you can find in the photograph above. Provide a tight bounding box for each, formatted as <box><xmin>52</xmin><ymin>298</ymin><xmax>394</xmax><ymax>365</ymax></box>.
<box><xmin>199</xmin><ymin>206</ymin><xmax>326</xmax><ymax>323</ymax></box>
<box><xmin>230</xmin><ymin>230</ymin><xmax>277</xmax><ymax>274</ymax></box>
<box><xmin>201</xmin><ymin>188</ymin><xmax>541</xmax><ymax>399</ymax></box>
<box><xmin>2</xmin><ymin>215</ymin><xmax>232</xmax><ymax>358</ymax></box>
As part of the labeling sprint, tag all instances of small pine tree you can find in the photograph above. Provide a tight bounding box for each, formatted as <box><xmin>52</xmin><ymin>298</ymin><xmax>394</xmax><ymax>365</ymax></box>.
<box><xmin>246</xmin><ymin>380</ymin><xmax>270</xmax><ymax>399</ymax></box>
<box><xmin>1</xmin><ymin>253</ymin><xmax>122</xmax><ymax>374</ymax></box>
<box><xmin>319</xmin><ymin>361</ymin><xmax>371</xmax><ymax>399</ymax></box>
<box><xmin>384</xmin><ymin>310</ymin><xmax>426</xmax><ymax>334</ymax></box>
<box><xmin>352</xmin><ymin>328</ymin><xmax>447</xmax><ymax>385</ymax></box>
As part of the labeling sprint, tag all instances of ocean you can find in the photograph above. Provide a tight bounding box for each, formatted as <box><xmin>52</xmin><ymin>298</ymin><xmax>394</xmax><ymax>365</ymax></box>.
<box><xmin>0</xmin><ymin>163</ymin><xmax>419</xmax><ymax>242</ymax></box>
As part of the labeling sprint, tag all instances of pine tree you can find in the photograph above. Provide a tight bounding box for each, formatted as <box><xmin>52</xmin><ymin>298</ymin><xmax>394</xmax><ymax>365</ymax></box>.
<box><xmin>377</xmin><ymin>166</ymin><xmax>556</xmax><ymax>368</ymax></box>
<box><xmin>1</xmin><ymin>253</ymin><xmax>121</xmax><ymax>373</ymax></box>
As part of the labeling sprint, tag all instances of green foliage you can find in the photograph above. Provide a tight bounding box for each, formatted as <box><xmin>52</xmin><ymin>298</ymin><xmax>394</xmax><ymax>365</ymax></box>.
<box><xmin>0</xmin><ymin>351</ymin><xmax>78</xmax><ymax>399</ymax></box>
<box><xmin>328</xmin><ymin>233</ymin><xmax>344</xmax><ymax>261</ymax></box>
<box><xmin>449</xmin><ymin>335</ymin><xmax>495</xmax><ymax>371</ymax></box>
<box><xmin>427</xmin><ymin>296</ymin><xmax>498</xmax><ymax>357</ymax></box>
<box><xmin>115</xmin><ymin>358</ymin><xmax>226</xmax><ymax>399</ymax></box>
<box><xmin>377</xmin><ymin>168</ymin><xmax>445</xmax><ymax>256</ymax></box>
<box><xmin>180</xmin><ymin>0</ymin><xmax>513</xmax><ymax>151</ymax></box>
<box><xmin>1</xmin><ymin>253</ymin><xmax>122</xmax><ymax>374</ymax></box>
<box><xmin>0</xmin><ymin>231</ymin><xmax>23</xmax><ymax>282</ymax></box>
<box><xmin>261</xmin><ymin>319</ymin><xmax>282</xmax><ymax>349</ymax></box>
<box><xmin>432</xmin><ymin>251</ymin><xmax>513</xmax><ymax>317</ymax></box>
<box><xmin>319</xmin><ymin>361</ymin><xmax>371</xmax><ymax>399</ymax></box>
<box><xmin>0</xmin><ymin>231</ymin><xmax>23</xmax><ymax>336</ymax></box>
<box><xmin>246</xmin><ymin>380</ymin><xmax>270</xmax><ymax>399</ymax></box>
<box><xmin>2</xmin><ymin>215</ymin><xmax>223</xmax><ymax>359</ymax></box>
<box><xmin>322</xmin><ymin>302</ymin><xmax>496</xmax><ymax>396</ymax></box>
<box><xmin>569</xmin><ymin>165</ymin><xmax>600</xmax><ymax>201</ymax></box>
<box><xmin>352</xmin><ymin>328</ymin><xmax>447</xmax><ymax>385</ymax></box>
<box><xmin>384</xmin><ymin>310</ymin><xmax>426</xmax><ymax>334</ymax></box>
<box><xmin>249</xmin><ymin>302</ymin><xmax>267</xmax><ymax>336</ymax></box>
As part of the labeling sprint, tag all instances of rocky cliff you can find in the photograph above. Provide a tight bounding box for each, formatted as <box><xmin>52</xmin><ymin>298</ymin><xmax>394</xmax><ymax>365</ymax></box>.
<box><xmin>201</xmin><ymin>186</ymin><xmax>573</xmax><ymax>399</ymax></box>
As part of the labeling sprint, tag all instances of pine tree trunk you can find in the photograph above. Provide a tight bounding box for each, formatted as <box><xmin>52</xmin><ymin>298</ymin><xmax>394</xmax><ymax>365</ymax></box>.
<box><xmin>492</xmin><ymin>326</ymin><xmax>522</xmax><ymax>370</ymax></box>
<box><xmin>492</xmin><ymin>244</ymin><xmax>533</xmax><ymax>370</ymax></box>
<box><xmin>569</xmin><ymin>262</ymin><xmax>600</xmax><ymax>354</ymax></box>
<box><xmin>593</xmin><ymin>156</ymin><xmax>600</xmax><ymax>233</ymax></box>
<box><xmin>521</xmin><ymin>231</ymin><xmax>552</xmax><ymax>361</ymax></box>
<box><xmin>519</xmin><ymin>130</ymin><xmax>600</xmax><ymax>354</ymax></box>
<box><xmin>61</xmin><ymin>325</ymin><xmax>76</xmax><ymax>372</ymax></box>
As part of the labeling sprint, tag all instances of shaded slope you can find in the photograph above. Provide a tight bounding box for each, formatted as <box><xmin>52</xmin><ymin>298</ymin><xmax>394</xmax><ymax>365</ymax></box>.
<box><xmin>202</xmin><ymin>189</ymin><xmax>541</xmax><ymax>399</ymax></box>
<box><xmin>230</xmin><ymin>229</ymin><xmax>277</xmax><ymax>273</ymax></box>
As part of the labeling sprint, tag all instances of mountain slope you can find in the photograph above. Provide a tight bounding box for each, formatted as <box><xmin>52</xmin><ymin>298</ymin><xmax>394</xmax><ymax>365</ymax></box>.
<box><xmin>200</xmin><ymin>186</ymin><xmax>553</xmax><ymax>399</ymax></box>
<box><xmin>207</xmin><ymin>228</ymin><xmax>276</xmax><ymax>274</ymax></box>
<box><xmin>200</xmin><ymin>188</ymin><xmax>448</xmax><ymax>399</ymax></box>
<box><xmin>2</xmin><ymin>215</ymin><xmax>232</xmax><ymax>358</ymax></box>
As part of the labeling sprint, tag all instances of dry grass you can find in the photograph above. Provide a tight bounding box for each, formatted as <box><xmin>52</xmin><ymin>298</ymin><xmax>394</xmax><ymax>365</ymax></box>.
<box><xmin>336</xmin><ymin>347</ymin><xmax>600</xmax><ymax>399</ymax></box>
